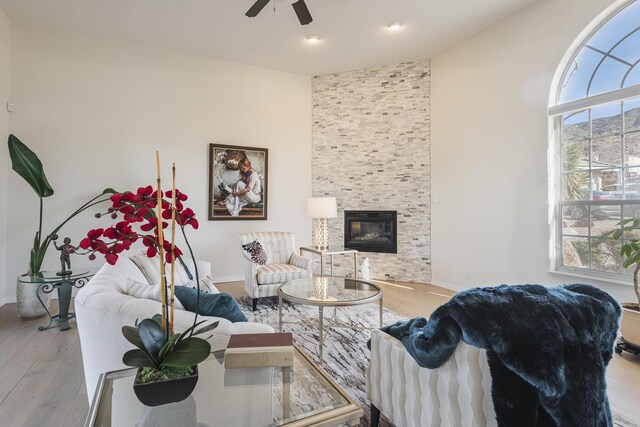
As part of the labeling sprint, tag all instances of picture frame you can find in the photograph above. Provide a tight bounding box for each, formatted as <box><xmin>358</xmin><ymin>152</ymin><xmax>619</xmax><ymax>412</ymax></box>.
<box><xmin>208</xmin><ymin>143</ymin><xmax>268</xmax><ymax>220</ymax></box>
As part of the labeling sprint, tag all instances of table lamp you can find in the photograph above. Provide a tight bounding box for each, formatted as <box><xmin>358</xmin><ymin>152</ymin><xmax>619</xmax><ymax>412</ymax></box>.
<box><xmin>307</xmin><ymin>197</ymin><xmax>337</xmax><ymax>251</ymax></box>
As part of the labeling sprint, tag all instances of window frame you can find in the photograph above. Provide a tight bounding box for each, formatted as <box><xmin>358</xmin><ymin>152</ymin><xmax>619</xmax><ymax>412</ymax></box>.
<box><xmin>551</xmin><ymin>0</ymin><xmax>640</xmax><ymax>282</ymax></box>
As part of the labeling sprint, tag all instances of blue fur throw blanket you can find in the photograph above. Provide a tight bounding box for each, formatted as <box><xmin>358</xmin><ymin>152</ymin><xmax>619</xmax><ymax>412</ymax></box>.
<box><xmin>378</xmin><ymin>284</ymin><xmax>621</xmax><ymax>427</ymax></box>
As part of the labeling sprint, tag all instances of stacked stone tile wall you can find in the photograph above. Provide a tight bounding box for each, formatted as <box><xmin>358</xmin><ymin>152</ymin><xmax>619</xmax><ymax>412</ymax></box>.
<box><xmin>311</xmin><ymin>60</ymin><xmax>431</xmax><ymax>283</ymax></box>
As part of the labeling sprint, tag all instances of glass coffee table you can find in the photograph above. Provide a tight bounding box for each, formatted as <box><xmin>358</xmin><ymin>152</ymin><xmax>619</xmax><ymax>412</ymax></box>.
<box><xmin>86</xmin><ymin>344</ymin><xmax>362</xmax><ymax>426</ymax></box>
<box><xmin>278</xmin><ymin>277</ymin><xmax>383</xmax><ymax>363</ymax></box>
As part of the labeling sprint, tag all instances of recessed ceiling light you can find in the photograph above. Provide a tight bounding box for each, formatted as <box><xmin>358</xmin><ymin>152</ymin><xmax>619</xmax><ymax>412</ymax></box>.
<box><xmin>305</xmin><ymin>34</ymin><xmax>321</xmax><ymax>44</ymax></box>
<box><xmin>387</xmin><ymin>22</ymin><xmax>402</xmax><ymax>31</ymax></box>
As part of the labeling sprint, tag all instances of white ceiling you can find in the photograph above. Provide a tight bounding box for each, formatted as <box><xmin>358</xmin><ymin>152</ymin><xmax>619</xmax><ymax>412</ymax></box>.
<box><xmin>0</xmin><ymin>0</ymin><xmax>537</xmax><ymax>76</ymax></box>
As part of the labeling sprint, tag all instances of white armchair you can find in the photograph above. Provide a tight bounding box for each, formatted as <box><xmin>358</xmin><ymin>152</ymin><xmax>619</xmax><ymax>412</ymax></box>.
<box><xmin>239</xmin><ymin>231</ymin><xmax>313</xmax><ymax>310</ymax></box>
<box><xmin>367</xmin><ymin>329</ymin><xmax>497</xmax><ymax>427</ymax></box>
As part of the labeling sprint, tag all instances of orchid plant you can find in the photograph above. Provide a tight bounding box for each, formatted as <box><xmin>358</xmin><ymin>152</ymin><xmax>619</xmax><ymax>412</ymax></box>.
<box><xmin>82</xmin><ymin>156</ymin><xmax>213</xmax><ymax>383</ymax></box>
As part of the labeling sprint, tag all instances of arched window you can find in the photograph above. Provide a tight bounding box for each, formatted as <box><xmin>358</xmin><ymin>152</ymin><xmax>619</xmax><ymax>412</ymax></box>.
<box><xmin>551</xmin><ymin>0</ymin><xmax>640</xmax><ymax>280</ymax></box>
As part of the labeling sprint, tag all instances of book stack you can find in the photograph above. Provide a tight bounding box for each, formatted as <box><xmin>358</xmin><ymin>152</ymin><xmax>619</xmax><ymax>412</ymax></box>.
<box><xmin>225</xmin><ymin>332</ymin><xmax>294</xmax><ymax>368</ymax></box>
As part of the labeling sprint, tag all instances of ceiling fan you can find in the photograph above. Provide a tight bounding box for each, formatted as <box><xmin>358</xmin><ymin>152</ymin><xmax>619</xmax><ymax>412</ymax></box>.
<box><xmin>245</xmin><ymin>0</ymin><xmax>313</xmax><ymax>25</ymax></box>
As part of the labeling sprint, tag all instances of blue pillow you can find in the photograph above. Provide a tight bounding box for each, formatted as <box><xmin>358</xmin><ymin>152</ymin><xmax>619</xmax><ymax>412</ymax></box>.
<box><xmin>174</xmin><ymin>286</ymin><xmax>247</xmax><ymax>323</ymax></box>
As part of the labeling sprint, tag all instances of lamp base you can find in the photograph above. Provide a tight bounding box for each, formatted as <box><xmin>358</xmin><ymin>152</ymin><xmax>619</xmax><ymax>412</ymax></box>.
<box><xmin>313</xmin><ymin>218</ymin><xmax>330</xmax><ymax>251</ymax></box>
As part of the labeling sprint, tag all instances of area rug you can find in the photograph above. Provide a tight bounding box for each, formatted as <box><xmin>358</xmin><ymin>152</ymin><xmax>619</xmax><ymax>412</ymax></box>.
<box><xmin>237</xmin><ymin>296</ymin><xmax>638</xmax><ymax>427</ymax></box>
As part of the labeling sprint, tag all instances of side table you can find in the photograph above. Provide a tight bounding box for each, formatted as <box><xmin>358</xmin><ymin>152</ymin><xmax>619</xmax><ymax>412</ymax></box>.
<box><xmin>18</xmin><ymin>269</ymin><xmax>95</xmax><ymax>331</ymax></box>
<box><xmin>299</xmin><ymin>247</ymin><xmax>358</xmax><ymax>278</ymax></box>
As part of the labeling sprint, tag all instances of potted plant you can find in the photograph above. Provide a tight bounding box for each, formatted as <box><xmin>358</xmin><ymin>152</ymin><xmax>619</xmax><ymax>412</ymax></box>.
<box><xmin>8</xmin><ymin>134</ymin><xmax>114</xmax><ymax>318</ymax></box>
<box><xmin>123</xmin><ymin>315</ymin><xmax>216</xmax><ymax>406</ymax></box>
<box><xmin>80</xmin><ymin>153</ymin><xmax>213</xmax><ymax>405</ymax></box>
<box><xmin>607</xmin><ymin>219</ymin><xmax>640</xmax><ymax>348</ymax></box>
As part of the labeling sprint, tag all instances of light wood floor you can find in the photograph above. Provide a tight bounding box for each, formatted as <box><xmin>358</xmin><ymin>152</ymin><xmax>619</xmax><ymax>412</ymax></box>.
<box><xmin>0</xmin><ymin>280</ymin><xmax>638</xmax><ymax>426</ymax></box>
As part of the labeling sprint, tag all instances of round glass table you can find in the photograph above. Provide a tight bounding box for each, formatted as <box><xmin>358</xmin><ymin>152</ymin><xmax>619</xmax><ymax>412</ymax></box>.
<box><xmin>18</xmin><ymin>269</ymin><xmax>96</xmax><ymax>331</ymax></box>
<box><xmin>277</xmin><ymin>277</ymin><xmax>383</xmax><ymax>363</ymax></box>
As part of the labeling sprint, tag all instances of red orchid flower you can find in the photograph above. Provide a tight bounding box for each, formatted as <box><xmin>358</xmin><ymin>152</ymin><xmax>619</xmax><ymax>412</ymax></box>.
<box><xmin>178</xmin><ymin>208</ymin><xmax>199</xmax><ymax>229</ymax></box>
<box><xmin>79</xmin><ymin>228</ymin><xmax>105</xmax><ymax>249</ymax></box>
<box><xmin>166</xmin><ymin>189</ymin><xmax>188</xmax><ymax>202</ymax></box>
<box><xmin>140</xmin><ymin>217</ymin><xmax>168</xmax><ymax>232</ymax></box>
<box><xmin>162</xmin><ymin>240</ymin><xmax>183</xmax><ymax>263</ymax></box>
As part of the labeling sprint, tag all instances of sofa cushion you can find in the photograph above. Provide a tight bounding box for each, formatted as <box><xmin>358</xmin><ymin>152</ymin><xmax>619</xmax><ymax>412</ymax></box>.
<box><xmin>130</xmin><ymin>253</ymin><xmax>194</xmax><ymax>286</ymax></box>
<box><xmin>257</xmin><ymin>264</ymin><xmax>310</xmax><ymax>285</ymax></box>
<box><xmin>124</xmin><ymin>278</ymin><xmax>185</xmax><ymax>310</ymax></box>
<box><xmin>175</xmin><ymin>286</ymin><xmax>247</xmax><ymax>322</ymax></box>
<box><xmin>181</xmin><ymin>274</ymin><xmax>219</xmax><ymax>294</ymax></box>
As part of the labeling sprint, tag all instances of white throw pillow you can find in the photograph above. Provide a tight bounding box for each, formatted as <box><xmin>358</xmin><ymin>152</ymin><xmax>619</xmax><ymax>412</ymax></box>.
<box><xmin>130</xmin><ymin>253</ymin><xmax>162</xmax><ymax>285</ymax></box>
<box><xmin>124</xmin><ymin>278</ymin><xmax>185</xmax><ymax>310</ymax></box>
<box><xmin>181</xmin><ymin>274</ymin><xmax>219</xmax><ymax>294</ymax></box>
<box><xmin>130</xmin><ymin>253</ymin><xmax>193</xmax><ymax>286</ymax></box>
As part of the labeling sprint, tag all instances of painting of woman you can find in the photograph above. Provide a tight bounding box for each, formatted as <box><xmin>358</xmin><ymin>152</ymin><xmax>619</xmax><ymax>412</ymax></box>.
<box><xmin>224</xmin><ymin>158</ymin><xmax>262</xmax><ymax>216</ymax></box>
<box><xmin>209</xmin><ymin>144</ymin><xmax>268</xmax><ymax>220</ymax></box>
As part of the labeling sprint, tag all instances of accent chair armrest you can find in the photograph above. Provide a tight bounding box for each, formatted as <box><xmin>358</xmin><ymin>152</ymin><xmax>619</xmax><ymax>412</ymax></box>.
<box><xmin>289</xmin><ymin>253</ymin><xmax>313</xmax><ymax>272</ymax></box>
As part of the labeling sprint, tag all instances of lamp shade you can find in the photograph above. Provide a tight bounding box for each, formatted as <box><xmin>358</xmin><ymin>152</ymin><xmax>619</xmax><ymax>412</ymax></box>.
<box><xmin>307</xmin><ymin>197</ymin><xmax>337</xmax><ymax>218</ymax></box>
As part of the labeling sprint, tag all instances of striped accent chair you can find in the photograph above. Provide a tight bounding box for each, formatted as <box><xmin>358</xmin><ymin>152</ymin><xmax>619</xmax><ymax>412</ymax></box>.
<box><xmin>239</xmin><ymin>232</ymin><xmax>313</xmax><ymax>310</ymax></box>
<box><xmin>367</xmin><ymin>329</ymin><xmax>497</xmax><ymax>427</ymax></box>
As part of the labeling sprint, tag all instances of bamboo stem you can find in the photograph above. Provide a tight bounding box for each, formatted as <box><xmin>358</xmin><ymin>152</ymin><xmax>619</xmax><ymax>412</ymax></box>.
<box><xmin>156</xmin><ymin>151</ymin><xmax>168</xmax><ymax>337</ymax></box>
<box><xmin>170</xmin><ymin>163</ymin><xmax>177</xmax><ymax>336</ymax></box>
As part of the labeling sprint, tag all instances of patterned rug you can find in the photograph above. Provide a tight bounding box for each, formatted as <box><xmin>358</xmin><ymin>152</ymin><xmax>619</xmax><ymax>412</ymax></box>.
<box><xmin>237</xmin><ymin>296</ymin><xmax>638</xmax><ymax>427</ymax></box>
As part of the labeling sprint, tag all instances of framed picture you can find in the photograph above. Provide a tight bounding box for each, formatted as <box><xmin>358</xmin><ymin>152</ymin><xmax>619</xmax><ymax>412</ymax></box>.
<box><xmin>208</xmin><ymin>143</ymin><xmax>268</xmax><ymax>220</ymax></box>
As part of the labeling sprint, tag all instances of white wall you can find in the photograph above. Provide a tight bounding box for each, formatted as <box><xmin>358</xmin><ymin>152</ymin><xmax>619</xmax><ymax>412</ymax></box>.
<box><xmin>5</xmin><ymin>25</ymin><xmax>312</xmax><ymax>303</ymax></box>
<box><xmin>431</xmin><ymin>0</ymin><xmax>636</xmax><ymax>301</ymax></box>
<box><xmin>0</xmin><ymin>8</ymin><xmax>10</xmax><ymax>306</ymax></box>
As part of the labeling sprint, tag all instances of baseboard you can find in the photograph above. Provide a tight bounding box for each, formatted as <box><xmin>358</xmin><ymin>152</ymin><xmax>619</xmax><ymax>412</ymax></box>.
<box><xmin>211</xmin><ymin>275</ymin><xmax>244</xmax><ymax>284</ymax></box>
<box><xmin>5</xmin><ymin>293</ymin><xmax>66</xmax><ymax>305</ymax></box>
<box><xmin>428</xmin><ymin>278</ymin><xmax>469</xmax><ymax>293</ymax></box>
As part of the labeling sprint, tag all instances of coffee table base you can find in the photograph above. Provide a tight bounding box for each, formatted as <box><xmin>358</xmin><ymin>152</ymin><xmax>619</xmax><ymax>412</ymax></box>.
<box><xmin>278</xmin><ymin>296</ymin><xmax>384</xmax><ymax>363</ymax></box>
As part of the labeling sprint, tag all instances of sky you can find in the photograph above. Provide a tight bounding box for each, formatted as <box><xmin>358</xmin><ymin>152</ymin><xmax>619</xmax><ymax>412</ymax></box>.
<box><xmin>559</xmin><ymin>0</ymin><xmax>640</xmax><ymax>108</ymax></box>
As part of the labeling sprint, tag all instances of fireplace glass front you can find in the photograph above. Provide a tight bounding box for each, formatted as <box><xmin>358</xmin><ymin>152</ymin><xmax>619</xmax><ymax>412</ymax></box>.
<box><xmin>344</xmin><ymin>211</ymin><xmax>397</xmax><ymax>254</ymax></box>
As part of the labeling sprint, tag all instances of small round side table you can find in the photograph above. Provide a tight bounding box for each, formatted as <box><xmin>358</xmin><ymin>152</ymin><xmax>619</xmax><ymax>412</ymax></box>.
<box><xmin>18</xmin><ymin>269</ymin><xmax>96</xmax><ymax>331</ymax></box>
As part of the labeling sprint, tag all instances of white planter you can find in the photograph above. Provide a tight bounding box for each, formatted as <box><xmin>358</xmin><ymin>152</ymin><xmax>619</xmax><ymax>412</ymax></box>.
<box><xmin>620</xmin><ymin>303</ymin><xmax>640</xmax><ymax>347</ymax></box>
<box><xmin>16</xmin><ymin>276</ymin><xmax>51</xmax><ymax>319</ymax></box>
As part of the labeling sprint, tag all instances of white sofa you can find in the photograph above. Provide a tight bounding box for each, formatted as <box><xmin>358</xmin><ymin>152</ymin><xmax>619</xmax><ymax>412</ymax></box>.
<box><xmin>76</xmin><ymin>256</ymin><xmax>273</xmax><ymax>403</ymax></box>
<box><xmin>239</xmin><ymin>231</ymin><xmax>313</xmax><ymax>310</ymax></box>
<box><xmin>367</xmin><ymin>329</ymin><xmax>497</xmax><ymax>427</ymax></box>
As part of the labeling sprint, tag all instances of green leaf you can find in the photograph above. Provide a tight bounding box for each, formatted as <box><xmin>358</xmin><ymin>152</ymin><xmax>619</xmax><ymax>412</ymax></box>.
<box><xmin>151</xmin><ymin>314</ymin><xmax>163</xmax><ymax>327</ymax></box>
<box><xmin>193</xmin><ymin>321</ymin><xmax>219</xmax><ymax>336</ymax></box>
<box><xmin>8</xmin><ymin>134</ymin><xmax>54</xmax><ymax>198</ymax></box>
<box><xmin>161</xmin><ymin>338</ymin><xmax>211</xmax><ymax>368</ymax></box>
<box><xmin>102</xmin><ymin>188</ymin><xmax>117</xmax><ymax>194</ymax></box>
<box><xmin>122</xmin><ymin>326</ymin><xmax>145</xmax><ymax>350</ymax></box>
<box><xmin>159</xmin><ymin>333</ymin><xmax>181</xmax><ymax>361</ymax></box>
<box><xmin>123</xmin><ymin>349</ymin><xmax>157</xmax><ymax>368</ymax></box>
<box><xmin>138</xmin><ymin>319</ymin><xmax>167</xmax><ymax>359</ymax></box>
<box><xmin>176</xmin><ymin>320</ymin><xmax>208</xmax><ymax>343</ymax></box>
<box><xmin>624</xmin><ymin>252</ymin><xmax>640</xmax><ymax>269</ymax></box>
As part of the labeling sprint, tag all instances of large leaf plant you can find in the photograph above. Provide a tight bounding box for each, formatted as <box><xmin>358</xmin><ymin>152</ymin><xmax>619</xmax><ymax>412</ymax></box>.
<box><xmin>607</xmin><ymin>219</ymin><xmax>640</xmax><ymax>306</ymax></box>
<box><xmin>8</xmin><ymin>134</ymin><xmax>115</xmax><ymax>275</ymax></box>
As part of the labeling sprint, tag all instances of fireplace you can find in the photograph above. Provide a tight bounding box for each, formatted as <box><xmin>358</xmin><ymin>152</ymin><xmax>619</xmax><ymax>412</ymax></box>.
<box><xmin>344</xmin><ymin>211</ymin><xmax>397</xmax><ymax>254</ymax></box>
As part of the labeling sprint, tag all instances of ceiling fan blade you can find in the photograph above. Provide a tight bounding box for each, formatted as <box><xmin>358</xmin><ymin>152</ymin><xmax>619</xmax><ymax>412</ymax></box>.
<box><xmin>292</xmin><ymin>0</ymin><xmax>313</xmax><ymax>25</ymax></box>
<box><xmin>246</xmin><ymin>0</ymin><xmax>271</xmax><ymax>18</ymax></box>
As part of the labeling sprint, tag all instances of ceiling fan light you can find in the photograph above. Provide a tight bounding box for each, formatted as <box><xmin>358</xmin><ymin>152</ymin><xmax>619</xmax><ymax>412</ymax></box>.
<box><xmin>306</xmin><ymin>34</ymin><xmax>321</xmax><ymax>44</ymax></box>
<box><xmin>387</xmin><ymin>22</ymin><xmax>402</xmax><ymax>31</ymax></box>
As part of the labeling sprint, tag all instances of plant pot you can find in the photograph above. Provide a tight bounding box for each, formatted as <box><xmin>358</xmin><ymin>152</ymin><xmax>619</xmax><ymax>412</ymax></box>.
<box><xmin>16</xmin><ymin>276</ymin><xmax>51</xmax><ymax>319</ymax></box>
<box><xmin>620</xmin><ymin>303</ymin><xmax>640</xmax><ymax>347</ymax></box>
<box><xmin>133</xmin><ymin>366</ymin><xmax>199</xmax><ymax>407</ymax></box>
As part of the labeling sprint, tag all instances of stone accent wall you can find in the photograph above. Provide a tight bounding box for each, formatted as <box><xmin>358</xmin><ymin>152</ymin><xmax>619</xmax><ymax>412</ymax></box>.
<box><xmin>312</xmin><ymin>60</ymin><xmax>431</xmax><ymax>282</ymax></box>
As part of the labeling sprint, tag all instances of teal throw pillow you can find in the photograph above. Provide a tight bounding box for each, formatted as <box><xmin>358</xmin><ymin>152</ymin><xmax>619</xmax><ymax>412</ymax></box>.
<box><xmin>174</xmin><ymin>286</ymin><xmax>247</xmax><ymax>323</ymax></box>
